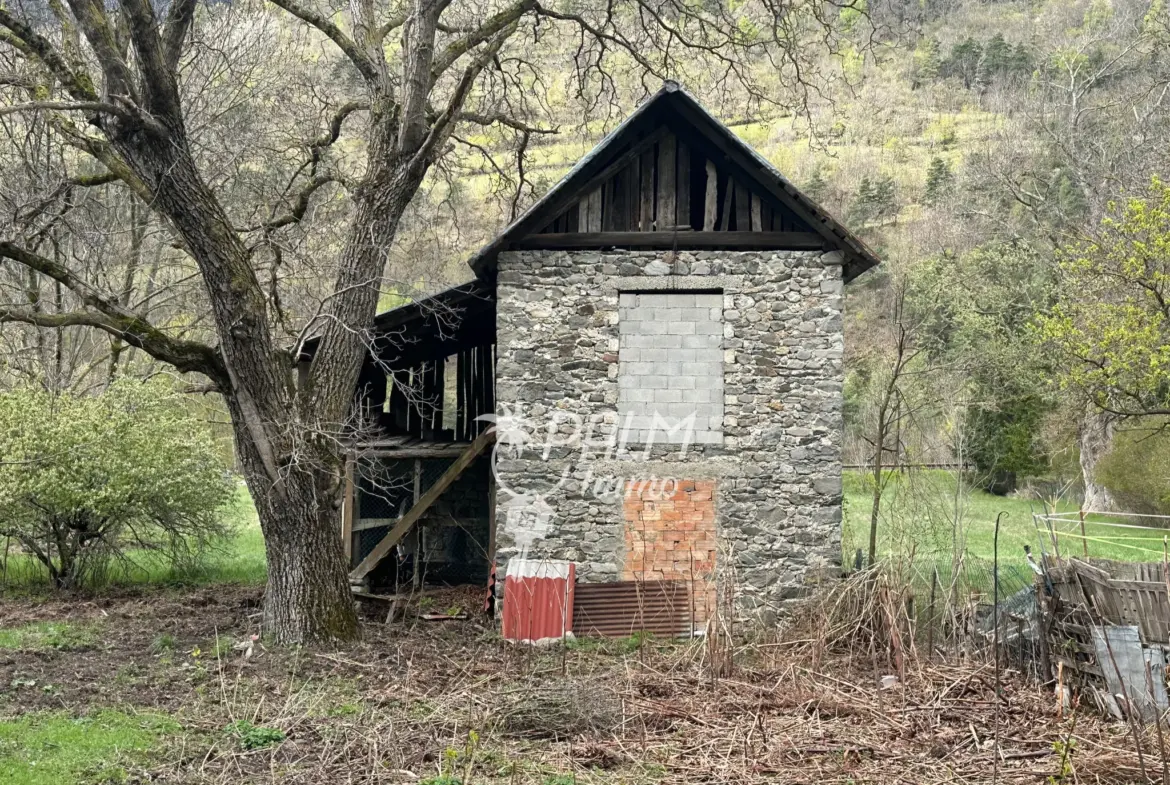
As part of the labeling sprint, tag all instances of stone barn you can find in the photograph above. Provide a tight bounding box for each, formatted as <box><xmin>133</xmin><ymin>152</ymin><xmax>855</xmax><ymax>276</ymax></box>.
<box><xmin>325</xmin><ymin>82</ymin><xmax>879</xmax><ymax>633</ymax></box>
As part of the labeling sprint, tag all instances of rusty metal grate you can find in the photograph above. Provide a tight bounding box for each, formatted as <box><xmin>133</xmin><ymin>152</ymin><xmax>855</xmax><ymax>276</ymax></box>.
<box><xmin>572</xmin><ymin>580</ymin><xmax>693</xmax><ymax>639</ymax></box>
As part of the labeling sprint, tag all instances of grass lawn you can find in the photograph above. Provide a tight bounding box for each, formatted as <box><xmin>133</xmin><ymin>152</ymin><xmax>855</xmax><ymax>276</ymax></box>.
<box><xmin>0</xmin><ymin>711</ymin><xmax>180</xmax><ymax>785</ymax></box>
<box><xmin>843</xmin><ymin>469</ymin><xmax>1170</xmax><ymax>579</ymax></box>
<box><xmin>0</xmin><ymin>585</ymin><xmax>1140</xmax><ymax>784</ymax></box>
<box><xmin>0</xmin><ymin>621</ymin><xmax>98</xmax><ymax>652</ymax></box>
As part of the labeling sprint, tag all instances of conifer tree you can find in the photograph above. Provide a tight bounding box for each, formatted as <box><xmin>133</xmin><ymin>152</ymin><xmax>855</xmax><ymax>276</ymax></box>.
<box><xmin>924</xmin><ymin>157</ymin><xmax>954</xmax><ymax>204</ymax></box>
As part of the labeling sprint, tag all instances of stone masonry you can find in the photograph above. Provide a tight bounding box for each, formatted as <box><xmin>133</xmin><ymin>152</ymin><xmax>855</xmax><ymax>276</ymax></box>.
<box><xmin>493</xmin><ymin>249</ymin><xmax>844</xmax><ymax>618</ymax></box>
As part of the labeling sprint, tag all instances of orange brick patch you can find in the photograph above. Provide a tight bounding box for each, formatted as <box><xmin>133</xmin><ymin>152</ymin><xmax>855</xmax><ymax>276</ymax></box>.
<box><xmin>622</xmin><ymin>479</ymin><xmax>717</xmax><ymax>622</ymax></box>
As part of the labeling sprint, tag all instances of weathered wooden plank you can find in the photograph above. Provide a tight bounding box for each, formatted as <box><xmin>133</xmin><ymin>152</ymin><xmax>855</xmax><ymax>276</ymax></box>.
<box><xmin>656</xmin><ymin>134</ymin><xmax>676</xmax><ymax>230</ymax></box>
<box><xmin>639</xmin><ymin>150</ymin><xmax>655</xmax><ymax>230</ymax></box>
<box><xmin>734</xmin><ymin>181</ymin><xmax>750</xmax><ymax>231</ymax></box>
<box><xmin>481</xmin><ymin>345</ymin><xmax>494</xmax><ymax>427</ymax></box>
<box><xmin>603</xmin><ymin>176</ymin><xmax>619</xmax><ymax>231</ymax></box>
<box><xmin>456</xmin><ymin>349</ymin><xmax>468</xmax><ymax>441</ymax></box>
<box><xmin>676</xmin><ymin>140</ymin><xmax>690</xmax><ymax>228</ymax></box>
<box><xmin>625</xmin><ymin>161</ymin><xmax>639</xmax><ymax>230</ymax></box>
<box><xmin>750</xmin><ymin>193</ymin><xmax>762</xmax><ymax>231</ymax></box>
<box><xmin>605</xmin><ymin>163</ymin><xmax>637</xmax><ymax>231</ymax></box>
<box><xmin>512</xmin><ymin>231</ymin><xmax>826</xmax><ymax>250</ymax></box>
<box><xmin>580</xmin><ymin>188</ymin><xmax>602</xmax><ymax>232</ymax></box>
<box><xmin>352</xmin><ymin>445</ymin><xmax>474</xmax><ymax>459</ymax></box>
<box><xmin>717</xmin><ymin>174</ymin><xmax>730</xmax><ymax>231</ymax></box>
<box><xmin>350</xmin><ymin>429</ymin><xmax>496</xmax><ymax>582</ymax></box>
<box><xmin>703</xmin><ymin>160</ymin><xmax>718</xmax><ymax>231</ymax></box>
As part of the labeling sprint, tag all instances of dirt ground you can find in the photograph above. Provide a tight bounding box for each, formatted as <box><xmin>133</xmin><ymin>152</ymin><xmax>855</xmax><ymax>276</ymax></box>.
<box><xmin>0</xmin><ymin>585</ymin><xmax>1161</xmax><ymax>784</ymax></box>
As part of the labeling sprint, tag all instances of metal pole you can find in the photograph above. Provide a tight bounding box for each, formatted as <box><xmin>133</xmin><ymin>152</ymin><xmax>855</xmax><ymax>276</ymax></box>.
<box><xmin>993</xmin><ymin>511</ymin><xmax>1005</xmax><ymax>785</ymax></box>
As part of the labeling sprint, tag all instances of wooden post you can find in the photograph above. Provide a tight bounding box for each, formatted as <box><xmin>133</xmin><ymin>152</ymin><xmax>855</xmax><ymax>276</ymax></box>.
<box><xmin>412</xmin><ymin>458</ymin><xmax>422</xmax><ymax>588</ymax></box>
<box><xmin>1079</xmin><ymin>508</ymin><xmax>1089</xmax><ymax>558</ymax></box>
<box><xmin>1046</xmin><ymin>518</ymin><xmax>1062</xmax><ymax>560</ymax></box>
<box><xmin>342</xmin><ymin>454</ymin><xmax>355</xmax><ymax>564</ymax></box>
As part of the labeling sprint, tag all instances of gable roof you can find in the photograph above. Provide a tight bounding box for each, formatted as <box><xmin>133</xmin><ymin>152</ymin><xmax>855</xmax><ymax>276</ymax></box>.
<box><xmin>467</xmin><ymin>82</ymin><xmax>880</xmax><ymax>282</ymax></box>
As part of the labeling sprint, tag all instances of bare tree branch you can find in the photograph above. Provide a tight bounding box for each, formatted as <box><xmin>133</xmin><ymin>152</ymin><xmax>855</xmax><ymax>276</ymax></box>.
<box><xmin>0</xmin><ymin>100</ymin><xmax>140</xmax><ymax>123</ymax></box>
<box><xmin>264</xmin><ymin>0</ymin><xmax>380</xmax><ymax>82</ymax></box>
<box><xmin>430</xmin><ymin>0</ymin><xmax>535</xmax><ymax>80</ymax></box>
<box><xmin>0</xmin><ymin>7</ymin><xmax>101</xmax><ymax>101</ymax></box>
<box><xmin>0</xmin><ymin>304</ymin><xmax>222</xmax><ymax>379</ymax></box>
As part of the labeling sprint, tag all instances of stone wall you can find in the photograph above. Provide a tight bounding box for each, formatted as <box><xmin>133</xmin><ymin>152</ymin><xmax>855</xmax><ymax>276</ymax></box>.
<box><xmin>493</xmin><ymin>249</ymin><xmax>844</xmax><ymax>617</ymax></box>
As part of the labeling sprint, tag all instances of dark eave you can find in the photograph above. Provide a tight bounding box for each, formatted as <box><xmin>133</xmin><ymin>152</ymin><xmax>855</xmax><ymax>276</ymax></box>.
<box><xmin>298</xmin><ymin>279</ymin><xmax>495</xmax><ymax>362</ymax></box>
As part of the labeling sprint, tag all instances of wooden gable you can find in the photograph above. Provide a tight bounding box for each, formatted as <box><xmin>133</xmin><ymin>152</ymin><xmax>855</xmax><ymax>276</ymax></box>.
<box><xmin>530</xmin><ymin>127</ymin><xmax>818</xmax><ymax>243</ymax></box>
<box><xmin>468</xmin><ymin>83</ymin><xmax>881</xmax><ymax>280</ymax></box>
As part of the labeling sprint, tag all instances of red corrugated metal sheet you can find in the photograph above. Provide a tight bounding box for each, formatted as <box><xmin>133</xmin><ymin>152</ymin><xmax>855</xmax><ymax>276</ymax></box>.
<box><xmin>573</xmin><ymin>580</ymin><xmax>693</xmax><ymax>638</ymax></box>
<box><xmin>501</xmin><ymin>560</ymin><xmax>575</xmax><ymax>644</ymax></box>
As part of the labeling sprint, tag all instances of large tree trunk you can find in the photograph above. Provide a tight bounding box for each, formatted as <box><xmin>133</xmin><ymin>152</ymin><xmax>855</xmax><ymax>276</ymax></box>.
<box><xmin>229</xmin><ymin>395</ymin><xmax>359</xmax><ymax>643</ymax></box>
<box><xmin>252</xmin><ymin>471</ymin><xmax>357</xmax><ymax>642</ymax></box>
<box><xmin>1079</xmin><ymin>407</ymin><xmax>1116</xmax><ymax>512</ymax></box>
<box><xmin>103</xmin><ymin>123</ymin><xmax>365</xmax><ymax>644</ymax></box>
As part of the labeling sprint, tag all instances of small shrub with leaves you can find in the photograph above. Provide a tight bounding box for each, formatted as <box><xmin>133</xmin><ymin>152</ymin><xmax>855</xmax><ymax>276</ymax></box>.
<box><xmin>224</xmin><ymin>720</ymin><xmax>286</xmax><ymax>750</ymax></box>
<box><xmin>0</xmin><ymin>380</ymin><xmax>234</xmax><ymax>588</ymax></box>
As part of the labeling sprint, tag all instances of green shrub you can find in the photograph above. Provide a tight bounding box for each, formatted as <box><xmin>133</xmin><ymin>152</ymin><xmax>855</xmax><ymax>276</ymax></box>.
<box><xmin>1097</xmin><ymin>424</ymin><xmax>1170</xmax><ymax>514</ymax></box>
<box><xmin>224</xmin><ymin>719</ymin><xmax>285</xmax><ymax>750</ymax></box>
<box><xmin>0</xmin><ymin>380</ymin><xmax>234</xmax><ymax>589</ymax></box>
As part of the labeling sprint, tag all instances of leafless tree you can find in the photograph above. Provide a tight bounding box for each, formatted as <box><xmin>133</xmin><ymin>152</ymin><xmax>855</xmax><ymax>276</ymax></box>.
<box><xmin>0</xmin><ymin>0</ymin><xmax>866</xmax><ymax>642</ymax></box>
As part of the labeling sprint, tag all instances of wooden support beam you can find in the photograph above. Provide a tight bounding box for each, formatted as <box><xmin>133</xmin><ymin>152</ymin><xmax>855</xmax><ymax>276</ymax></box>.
<box><xmin>349</xmin><ymin>444</ymin><xmax>477</xmax><ymax>459</ymax></box>
<box><xmin>342</xmin><ymin>455</ymin><xmax>355</xmax><ymax>564</ymax></box>
<box><xmin>512</xmin><ymin>231</ymin><xmax>827</xmax><ymax>250</ymax></box>
<box><xmin>349</xmin><ymin>429</ymin><xmax>496</xmax><ymax>583</ymax></box>
<box><xmin>676</xmin><ymin>140</ymin><xmax>690</xmax><ymax>228</ymax></box>
<box><xmin>750</xmin><ymin>193</ymin><xmax>762</xmax><ymax>232</ymax></box>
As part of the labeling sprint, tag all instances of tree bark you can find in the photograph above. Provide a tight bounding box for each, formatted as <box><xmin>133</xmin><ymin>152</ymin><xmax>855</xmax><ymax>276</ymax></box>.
<box><xmin>226</xmin><ymin>394</ymin><xmax>359</xmax><ymax>642</ymax></box>
<box><xmin>1079</xmin><ymin>407</ymin><xmax>1116</xmax><ymax>512</ymax></box>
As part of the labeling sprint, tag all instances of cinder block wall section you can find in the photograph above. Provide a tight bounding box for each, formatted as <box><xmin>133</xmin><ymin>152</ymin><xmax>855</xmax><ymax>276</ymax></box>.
<box><xmin>494</xmin><ymin>249</ymin><xmax>845</xmax><ymax>619</ymax></box>
<box><xmin>618</xmin><ymin>292</ymin><xmax>724</xmax><ymax>444</ymax></box>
